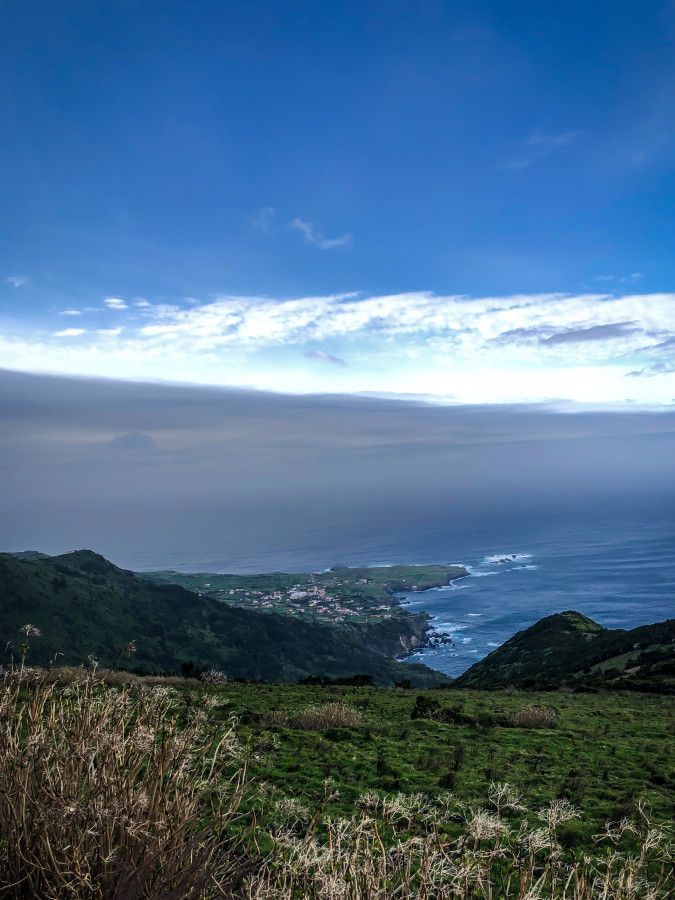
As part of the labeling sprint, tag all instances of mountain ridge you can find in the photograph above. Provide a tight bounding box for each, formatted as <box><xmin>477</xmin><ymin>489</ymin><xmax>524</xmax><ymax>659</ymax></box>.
<box><xmin>0</xmin><ymin>550</ymin><xmax>447</xmax><ymax>687</ymax></box>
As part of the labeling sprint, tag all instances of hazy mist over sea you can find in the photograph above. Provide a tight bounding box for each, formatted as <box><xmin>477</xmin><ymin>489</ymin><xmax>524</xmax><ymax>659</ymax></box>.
<box><xmin>2</xmin><ymin>368</ymin><xmax>674</xmax><ymax>674</ymax></box>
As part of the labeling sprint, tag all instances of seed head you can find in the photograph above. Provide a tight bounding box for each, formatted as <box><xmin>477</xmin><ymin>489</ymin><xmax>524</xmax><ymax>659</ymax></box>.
<box><xmin>20</xmin><ymin>624</ymin><xmax>41</xmax><ymax>637</ymax></box>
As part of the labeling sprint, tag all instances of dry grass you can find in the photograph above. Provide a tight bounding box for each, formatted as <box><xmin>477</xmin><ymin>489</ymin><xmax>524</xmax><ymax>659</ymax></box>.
<box><xmin>0</xmin><ymin>667</ymin><xmax>249</xmax><ymax>899</ymax></box>
<box><xmin>292</xmin><ymin>700</ymin><xmax>362</xmax><ymax>730</ymax></box>
<box><xmin>509</xmin><ymin>703</ymin><xmax>558</xmax><ymax>729</ymax></box>
<box><xmin>261</xmin><ymin>709</ymin><xmax>291</xmax><ymax>727</ymax></box>
<box><xmin>10</xmin><ymin>664</ymin><xmax>200</xmax><ymax>688</ymax></box>
<box><xmin>249</xmin><ymin>792</ymin><xmax>674</xmax><ymax>899</ymax></box>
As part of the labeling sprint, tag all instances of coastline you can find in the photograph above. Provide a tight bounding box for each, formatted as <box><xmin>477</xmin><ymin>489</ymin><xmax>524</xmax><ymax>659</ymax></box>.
<box><xmin>386</xmin><ymin>568</ymin><xmax>470</xmax><ymax>661</ymax></box>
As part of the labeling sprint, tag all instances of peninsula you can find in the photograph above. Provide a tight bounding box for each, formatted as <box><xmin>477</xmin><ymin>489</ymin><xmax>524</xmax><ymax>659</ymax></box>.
<box><xmin>140</xmin><ymin>562</ymin><xmax>469</xmax><ymax>627</ymax></box>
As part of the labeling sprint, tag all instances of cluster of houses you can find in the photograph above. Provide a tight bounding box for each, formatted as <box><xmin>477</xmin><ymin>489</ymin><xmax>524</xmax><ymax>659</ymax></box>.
<box><xmin>208</xmin><ymin>580</ymin><xmax>395</xmax><ymax>623</ymax></box>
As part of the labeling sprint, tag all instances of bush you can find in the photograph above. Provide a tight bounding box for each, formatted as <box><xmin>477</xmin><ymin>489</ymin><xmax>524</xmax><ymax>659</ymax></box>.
<box><xmin>293</xmin><ymin>701</ymin><xmax>362</xmax><ymax>730</ymax></box>
<box><xmin>509</xmin><ymin>704</ymin><xmax>558</xmax><ymax>729</ymax></box>
<box><xmin>262</xmin><ymin>709</ymin><xmax>290</xmax><ymax>727</ymax></box>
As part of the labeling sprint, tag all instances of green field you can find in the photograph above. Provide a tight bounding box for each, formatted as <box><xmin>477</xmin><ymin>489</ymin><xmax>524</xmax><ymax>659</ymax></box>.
<box><xmin>3</xmin><ymin>670</ymin><xmax>674</xmax><ymax>898</ymax></box>
<box><xmin>209</xmin><ymin>681</ymin><xmax>675</xmax><ymax>841</ymax></box>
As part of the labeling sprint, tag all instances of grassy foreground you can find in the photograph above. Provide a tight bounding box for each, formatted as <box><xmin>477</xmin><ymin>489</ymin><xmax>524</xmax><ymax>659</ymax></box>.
<box><xmin>1</xmin><ymin>665</ymin><xmax>674</xmax><ymax>898</ymax></box>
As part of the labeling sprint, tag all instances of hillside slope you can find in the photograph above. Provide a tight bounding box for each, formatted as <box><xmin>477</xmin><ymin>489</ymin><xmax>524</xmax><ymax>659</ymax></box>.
<box><xmin>0</xmin><ymin>551</ymin><xmax>447</xmax><ymax>686</ymax></box>
<box><xmin>455</xmin><ymin>610</ymin><xmax>675</xmax><ymax>691</ymax></box>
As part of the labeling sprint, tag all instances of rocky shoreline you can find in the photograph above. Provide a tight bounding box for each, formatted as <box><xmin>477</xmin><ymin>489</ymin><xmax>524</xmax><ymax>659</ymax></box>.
<box><xmin>385</xmin><ymin>569</ymin><xmax>469</xmax><ymax>660</ymax></box>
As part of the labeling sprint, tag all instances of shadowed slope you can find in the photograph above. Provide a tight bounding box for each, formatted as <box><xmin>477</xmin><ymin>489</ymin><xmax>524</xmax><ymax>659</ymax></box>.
<box><xmin>456</xmin><ymin>610</ymin><xmax>675</xmax><ymax>691</ymax></box>
<box><xmin>0</xmin><ymin>551</ymin><xmax>448</xmax><ymax>687</ymax></box>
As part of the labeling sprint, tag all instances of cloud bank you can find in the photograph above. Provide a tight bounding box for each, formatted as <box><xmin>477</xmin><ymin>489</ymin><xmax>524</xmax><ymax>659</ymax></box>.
<box><xmin>1</xmin><ymin>290</ymin><xmax>675</xmax><ymax>404</ymax></box>
<box><xmin>2</xmin><ymin>369</ymin><xmax>674</xmax><ymax>570</ymax></box>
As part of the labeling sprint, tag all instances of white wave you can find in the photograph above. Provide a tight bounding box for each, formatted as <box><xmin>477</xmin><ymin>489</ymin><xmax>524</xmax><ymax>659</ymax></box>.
<box><xmin>470</xmin><ymin>571</ymin><xmax>500</xmax><ymax>577</ymax></box>
<box><xmin>487</xmin><ymin>641</ymin><xmax>500</xmax><ymax>647</ymax></box>
<box><xmin>461</xmin><ymin>637</ymin><xmax>473</xmax><ymax>643</ymax></box>
<box><xmin>482</xmin><ymin>552</ymin><xmax>533</xmax><ymax>565</ymax></box>
<box><xmin>430</xmin><ymin>623</ymin><xmax>462</xmax><ymax>634</ymax></box>
<box><xmin>467</xmin><ymin>613</ymin><xmax>482</xmax><ymax>617</ymax></box>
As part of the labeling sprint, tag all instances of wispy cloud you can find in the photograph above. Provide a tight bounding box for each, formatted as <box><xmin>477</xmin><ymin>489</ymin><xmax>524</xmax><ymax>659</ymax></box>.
<box><xmin>3</xmin><ymin>290</ymin><xmax>675</xmax><ymax>405</ymax></box>
<box><xmin>542</xmin><ymin>322</ymin><xmax>639</xmax><ymax>345</ymax></box>
<box><xmin>104</xmin><ymin>298</ymin><xmax>128</xmax><ymax>310</ymax></box>
<box><xmin>54</xmin><ymin>328</ymin><xmax>86</xmax><ymax>337</ymax></box>
<box><xmin>594</xmin><ymin>273</ymin><xmax>642</xmax><ymax>285</ymax></box>
<box><xmin>251</xmin><ymin>206</ymin><xmax>275</xmax><ymax>234</ymax></box>
<box><xmin>500</xmin><ymin>130</ymin><xmax>581</xmax><ymax>170</ymax></box>
<box><xmin>305</xmin><ymin>349</ymin><xmax>347</xmax><ymax>367</ymax></box>
<box><xmin>290</xmin><ymin>218</ymin><xmax>352</xmax><ymax>249</ymax></box>
<box><xmin>5</xmin><ymin>276</ymin><xmax>29</xmax><ymax>287</ymax></box>
<box><xmin>59</xmin><ymin>309</ymin><xmax>82</xmax><ymax>316</ymax></box>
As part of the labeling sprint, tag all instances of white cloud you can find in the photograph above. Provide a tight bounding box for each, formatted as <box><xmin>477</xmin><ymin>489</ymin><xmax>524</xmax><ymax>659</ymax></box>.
<box><xmin>104</xmin><ymin>298</ymin><xmax>128</xmax><ymax>310</ymax></box>
<box><xmin>59</xmin><ymin>309</ymin><xmax>82</xmax><ymax>316</ymax></box>
<box><xmin>5</xmin><ymin>276</ymin><xmax>29</xmax><ymax>287</ymax></box>
<box><xmin>130</xmin><ymin>291</ymin><xmax>675</xmax><ymax>361</ymax></box>
<box><xmin>618</xmin><ymin>273</ymin><xmax>643</xmax><ymax>284</ymax></box>
<box><xmin>290</xmin><ymin>218</ymin><xmax>352</xmax><ymax>249</ymax></box>
<box><xmin>595</xmin><ymin>272</ymin><xmax>644</xmax><ymax>286</ymax></box>
<box><xmin>134</xmin><ymin>299</ymin><xmax>150</xmax><ymax>308</ymax></box>
<box><xmin>3</xmin><ymin>290</ymin><xmax>675</xmax><ymax>405</ymax></box>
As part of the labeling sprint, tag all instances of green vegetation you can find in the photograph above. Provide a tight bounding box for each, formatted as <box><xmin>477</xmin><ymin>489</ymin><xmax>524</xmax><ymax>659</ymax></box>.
<box><xmin>221</xmin><ymin>681</ymin><xmax>675</xmax><ymax>835</ymax></box>
<box><xmin>455</xmin><ymin>610</ymin><xmax>675</xmax><ymax>692</ymax></box>
<box><xmin>141</xmin><ymin>562</ymin><xmax>468</xmax><ymax>625</ymax></box>
<box><xmin>2</xmin><ymin>666</ymin><xmax>673</xmax><ymax>898</ymax></box>
<box><xmin>0</xmin><ymin>551</ymin><xmax>447</xmax><ymax>687</ymax></box>
<box><xmin>3</xmin><ymin>559</ymin><xmax>674</xmax><ymax>897</ymax></box>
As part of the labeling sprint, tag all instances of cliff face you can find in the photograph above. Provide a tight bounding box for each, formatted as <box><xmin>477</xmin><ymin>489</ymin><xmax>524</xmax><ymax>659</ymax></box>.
<box><xmin>347</xmin><ymin>611</ymin><xmax>431</xmax><ymax>659</ymax></box>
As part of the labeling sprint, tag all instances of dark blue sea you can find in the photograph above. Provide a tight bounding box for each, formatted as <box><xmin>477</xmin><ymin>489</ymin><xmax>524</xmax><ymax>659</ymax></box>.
<box><xmin>123</xmin><ymin>494</ymin><xmax>675</xmax><ymax>678</ymax></box>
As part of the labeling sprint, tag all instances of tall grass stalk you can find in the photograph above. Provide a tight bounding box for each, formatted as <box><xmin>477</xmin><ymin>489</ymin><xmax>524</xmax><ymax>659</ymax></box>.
<box><xmin>0</xmin><ymin>668</ymin><xmax>248</xmax><ymax>899</ymax></box>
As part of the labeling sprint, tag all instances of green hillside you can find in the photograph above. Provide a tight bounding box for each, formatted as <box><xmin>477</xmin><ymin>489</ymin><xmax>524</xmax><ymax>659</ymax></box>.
<box><xmin>0</xmin><ymin>551</ymin><xmax>448</xmax><ymax>687</ymax></box>
<box><xmin>223</xmin><ymin>681</ymin><xmax>675</xmax><ymax>837</ymax></box>
<box><xmin>456</xmin><ymin>610</ymin><xmax>675</xmax><ymax>691</ymax></box>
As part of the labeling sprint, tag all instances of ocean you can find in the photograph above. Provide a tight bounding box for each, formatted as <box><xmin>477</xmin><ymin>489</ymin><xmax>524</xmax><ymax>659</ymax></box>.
<box><xmin>125</xmin><ymin>495</ymin><xmax>675</xmax><ymax>678</ymax></box>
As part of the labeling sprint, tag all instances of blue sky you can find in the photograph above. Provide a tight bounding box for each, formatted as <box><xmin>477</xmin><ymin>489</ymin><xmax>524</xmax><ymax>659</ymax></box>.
<box><xmin>2</xmin><ymin>0</ymin><xmax>675</xmax><ymax>403</ymax></box>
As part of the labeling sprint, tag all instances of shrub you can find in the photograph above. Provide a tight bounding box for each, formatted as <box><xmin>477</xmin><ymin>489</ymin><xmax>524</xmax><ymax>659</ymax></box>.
<box><xmin>509</xmin><ymin>704</ymin><xmax>558</xmax><ymax>729</ymax></box>
<box><xmin>262</xmin><ymin>709</ymin><xmax>290</xmax><ymax>727</ymax></box>
<box><xmin>293</xmin><ymin>701</ymin><xmax>362</xmax><ymax>730</ymax></box>
<box><xmin>200</xmin><ymin>669</ymin><xmax>229</xmax><ymax>686</ymax></box>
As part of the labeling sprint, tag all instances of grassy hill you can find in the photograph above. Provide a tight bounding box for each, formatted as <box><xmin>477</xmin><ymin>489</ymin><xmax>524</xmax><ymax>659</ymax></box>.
<box><xmin>0</xmin><ymin>551</ymin><xmax>448</xmax><ymax>687</ymax></box>
<box><xmin>455</xmin><ymin>610</ymin><xmax>675</xmax><ymax>691</ymax></box>
<box><xmin>222</xmin><ymin>680</ymin><xmax>675</xmax><ymax>839</ymax></box>
<box><xmin>3</xmin><ymin>670</ymin><xmax>674</xmax><ymax>898</ymax></box>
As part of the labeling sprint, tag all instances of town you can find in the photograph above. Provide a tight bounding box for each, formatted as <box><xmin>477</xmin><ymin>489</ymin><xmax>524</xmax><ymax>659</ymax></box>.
<box><xmin>142</xmin><ymin>564</ymin><xmax>469</xmax><ymax>626</ymax></box>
